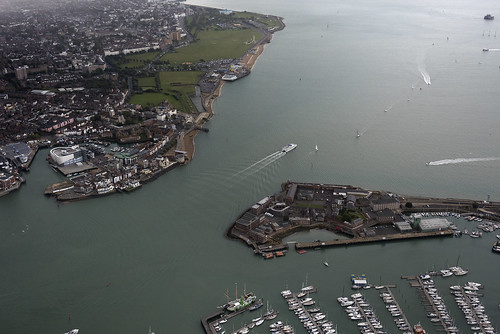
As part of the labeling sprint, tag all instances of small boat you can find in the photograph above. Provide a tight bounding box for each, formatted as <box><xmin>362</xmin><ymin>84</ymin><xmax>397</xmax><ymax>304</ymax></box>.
<box><xmin>249</xmin><ymin>299</ymin><xmax>263</xmax><ymax>311</ymax></box>
<box><xmin>356</xmin><ymin>129</ymin><xmax>361</xmax><ymax>138</ymax></box>
<box><xmin>496</xmin><ymin>234</ymin><xmax>500</xmax><ymax>240</ymax></box>
<box><xmin>255</xmin><ymin>318</ymin><xmax>264</xmax><ymax>326</ymax></box>
<box><xmin>64</xmin><ymin>330</ymin><xmax>79</xmax><ymax>334</ymax></box>
<box><xmin>315</xmin><ymin>145</ymin><xmax>318</xmax><ymax>151</ymax></box>
<box><xmin>282</xmin><ymin>143</ymin><xmax>297</xmax><ymax>153</ymax></box>
<box><xmin>484</xmin><ymin>14</ymin><xmax>494</xmax><ymax>20</ymax></box>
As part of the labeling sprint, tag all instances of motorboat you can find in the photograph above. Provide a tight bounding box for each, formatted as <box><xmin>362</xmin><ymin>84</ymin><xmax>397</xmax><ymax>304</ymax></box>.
<box><xmin>282</xmin><ymin>143</ymin><xmax>297</xmax><ymax>153</ymax></box>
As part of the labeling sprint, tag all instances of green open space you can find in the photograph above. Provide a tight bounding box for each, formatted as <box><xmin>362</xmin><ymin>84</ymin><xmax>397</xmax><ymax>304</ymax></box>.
<box><xmin>159</xmin><ymin>71</ymin><xmax>203</xmax><ymax>112</ymax></box>
<box><xmin>161</xmin><ymin>29</ymin><xmax>263</xmax><ymax>64</ymax></box>
<box><xmin>137</xmin><ymin>77</ymin><xmax>156</xmax><ymax>90</ymax></box>
<box><xmin>129</xmin><ymin>92</ymin><xmax>168</xmax><ymax>107</ymax></box>
<box><xmin>233</xmin><ymin>12</ymin><xmax>281</xmax><ymax>28</ymax></box>
<box><xmin>130</xmin><ymin>71</ymin><xmax>203</xmax><ymax>111</ymax></box>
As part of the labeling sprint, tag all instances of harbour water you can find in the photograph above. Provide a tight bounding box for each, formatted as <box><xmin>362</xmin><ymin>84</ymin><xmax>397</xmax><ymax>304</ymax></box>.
<box><xmin>2</xmin><ymin>0</ymin><xmax>500</xmax><ymax>333</ymax></box>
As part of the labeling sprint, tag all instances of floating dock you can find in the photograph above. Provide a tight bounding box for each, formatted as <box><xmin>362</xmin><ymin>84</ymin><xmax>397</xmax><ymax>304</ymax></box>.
<box><xmin>379</xmin><ymin>286</ymin><xmax>412</xmax><ymax>331</ymax></box>
<box><xmin>405</xmin><ymin>276</ymin><xmax>457</xmax><ymax>334</ymax></box>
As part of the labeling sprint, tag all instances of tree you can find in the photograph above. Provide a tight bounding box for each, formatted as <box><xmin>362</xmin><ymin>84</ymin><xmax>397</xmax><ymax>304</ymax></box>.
<box><xmin>472</xmin><ymin>202</ymin><xmax>479</xmax><ymax>210</ymax></box>
<box><xmin>405</xmin><ymin>202</ymin><xmax>413</xmax><ymax>208</ymax></box>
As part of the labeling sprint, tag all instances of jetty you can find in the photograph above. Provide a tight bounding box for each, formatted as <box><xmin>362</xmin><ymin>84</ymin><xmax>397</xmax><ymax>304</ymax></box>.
<box><xmin>283</xmin><ymin>286</ymin><xmax>335</xmax><ymax>334</ymax></box>
<box><xmin>295</xmin><ymin>230</ymin><xmax>453</xmax><ymax>250</ymax></box>
<box><xmin>379</xmin><ymin>286</ymin><xmax>412</xmax><ymax>331</ymax></box>
<box><xmin>404</xmin><ymin>275</ymin><xmax>457</xmax><ymax>333</ymax></box>
<box><xmin>200</xmin><ymin>304</ymin><xmax>252</xmax><ymax>334</ymax></box>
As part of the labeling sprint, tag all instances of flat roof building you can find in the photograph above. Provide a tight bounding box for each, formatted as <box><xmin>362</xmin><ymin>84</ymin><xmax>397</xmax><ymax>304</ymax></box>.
<box><xmin>419</xmin><ymin>218</ymin><xmax>450</xmax><ymax>232</ymax></box>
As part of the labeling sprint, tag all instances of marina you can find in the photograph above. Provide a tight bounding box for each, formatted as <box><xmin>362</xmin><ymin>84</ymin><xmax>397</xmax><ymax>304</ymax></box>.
<box><xmin>405</xmin><ymin>275</ymin><xmax>458</xmax><ymax>333</ymax></box>
<box><xmin>378</xmin><ymin>286</ymin><xmax>412</xmax><ymax>332</ymax></box>
<box><xmin>282</xmin><ymin>285</ymin><xmax>336</xmax><ymax>334</ymax></box>
<box><xmin>339</xmin><ymin>292</ymin><xmax>387</xmax><ymax>334</ymax></box>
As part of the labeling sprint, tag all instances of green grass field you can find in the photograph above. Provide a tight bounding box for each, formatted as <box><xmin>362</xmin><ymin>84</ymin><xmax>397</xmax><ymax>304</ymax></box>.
<box><xmin>129</xmin><ymin>92</ymin><xmax>168</xmax><ymax>106</ymax></box>
<box><xmin>130</xmin><ymin>71</ymin><xmax>203</xmax><ymax>111</ymax></box>
<box><xmin>161</xmin><ymin>29</ymin><xmax>263</xmax><ymax>64</ymax></box>
<box><xmin>159</xmin><ymin>71</ymin><xmax>203</xmax><ymax>112</ymax></box>
<box><xmin>120</xmin><ymin>51</ymin><xmax>161</xmax><ymax>69</ymax></box>
<box><xmin>233</xmin><ymin>12</ymin><xmax>281</xmax><ymax>28</ymax></box>
<box><xmin>138</xmin><ymin>77</ymin><xmax>156</xmax><ymax>87</ymax></box>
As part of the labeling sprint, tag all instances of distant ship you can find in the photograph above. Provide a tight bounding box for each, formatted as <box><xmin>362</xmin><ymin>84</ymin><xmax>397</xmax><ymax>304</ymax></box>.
<box><xmin>484</xmin><ymin>14</ymin><xmax>494</xmax><ymax>20</ymax></box>
<box><xmin>282</xmin><ymin>143</ymin><xmax>297</xmax><ymax>153</ymax></box>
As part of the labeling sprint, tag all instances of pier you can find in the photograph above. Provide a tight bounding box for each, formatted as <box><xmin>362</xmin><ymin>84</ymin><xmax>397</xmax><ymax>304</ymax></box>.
<box><xmin>283</xmin><ymin>287</ymin><xmax>336</xmax><ymax>334</ymax></box>
<box><xmin>379</xmin><ymin>286</ymin><xmax>412</xmax><ymax>331</ymax></box>
<box><xmin>405</xmin><ymin>276</ymin><xmax>456</xmax><ymax>334</ymax></box>
<box><xmin>295</xmin><ymin>230</ymin><xmax>453</xmax><ymax>250</ymax></box>
<box><xmin>200</xmin><ymin>302</ymin><xmax>257</xmax><ymax>334</ymax></box>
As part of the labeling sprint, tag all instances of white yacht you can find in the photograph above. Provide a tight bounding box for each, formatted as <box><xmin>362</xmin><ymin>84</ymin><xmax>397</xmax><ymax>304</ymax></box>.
<box><xmin>282</xmin><ymin>143</ymin><xmax>297</xmax><ymax>153</ymax></box>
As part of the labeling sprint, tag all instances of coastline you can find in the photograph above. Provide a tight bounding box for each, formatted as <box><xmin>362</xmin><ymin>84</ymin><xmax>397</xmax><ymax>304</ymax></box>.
<box><xmin>181</xmin><ymin>17</ymin><xmax>282</xmax><ymax>161</ymax></box>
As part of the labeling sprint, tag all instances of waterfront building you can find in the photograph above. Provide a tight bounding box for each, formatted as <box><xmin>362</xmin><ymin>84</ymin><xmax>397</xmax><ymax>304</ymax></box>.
<box><xmin>417</xmin><ymin>218</ymin><xmax>450</xmax><ymax>232</ymax></box>
<box><xmin>49</xmin><ymin>146</ymin><xmax>87</xmax><ymax>166</ymax></box>
<box><xmin>0</xmin><ymin>172</ymin><xmax>16</xmax><ymax>190</ymax></box>
<box><xmin>369</xmin><ymin>193</ymin><xmax>400</xmax><ymax>211</ymax></box>
<box><xmin>0</xmin><ymin>142</ymin><xmax>31</xmax><ymax>166</ymax></box>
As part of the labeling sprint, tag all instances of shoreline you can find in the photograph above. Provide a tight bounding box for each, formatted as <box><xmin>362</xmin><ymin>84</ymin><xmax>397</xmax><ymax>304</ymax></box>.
<box><xmin>227</xmin><ymin>181</ymin><xmax>500</xmax><ymax>257</ymax></box>
<box><xmin>181</xmin><ymin>17</ymin><xmax>283</xmax><ymax>161</ymax></box>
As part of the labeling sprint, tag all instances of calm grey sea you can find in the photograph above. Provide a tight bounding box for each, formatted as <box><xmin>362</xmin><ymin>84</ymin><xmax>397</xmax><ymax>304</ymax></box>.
<box><xmin>1</xmin><ymin>0</ymin><xmax>500</xmax><ymax>333</ymax></box>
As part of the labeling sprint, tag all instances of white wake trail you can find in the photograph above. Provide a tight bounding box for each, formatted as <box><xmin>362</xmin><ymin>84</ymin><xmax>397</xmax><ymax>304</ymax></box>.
<box><xmin>427</xmin><ymin>157</ymin><xmax>500</xmax><ymax>166</ymax></box>
<box><xmin>232</xmin><ymin>151</ymin><xmax>281</xmax><ymax>176</ymax></box>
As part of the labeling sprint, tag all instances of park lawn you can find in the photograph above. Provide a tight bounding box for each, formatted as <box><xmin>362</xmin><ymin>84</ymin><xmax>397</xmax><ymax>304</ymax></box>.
<box><xmin>161</xmin><ymin>29</ymin><xmax>263</xmax><ymax>64</ymax></box>
<box><xmin>129</xmin><ymin>92</ymin><xmax>168</xmax><ymax>107</ymax></box>
<box><xmin>159</xmin><ymin>71</ymin><xmax>204</xmax><ymax>113</ymax></box>
<box><xmin>233</xmin><ymin>12</ymin><xmax>280</xmax><ymax>28</ymax></box>
<box><xmin>233</xmin><ymin>11</ymin><xmax>260</xmax><ymax>19</ymax></box>
<box><xmin>120</xmin><ymin>51</ymin><xmax>161</xmax><ymax>69</ymax></box>
<box><xmin>138</xmin><ymin>77</ymin><xmax>156</xmax><ymax>88</ymax></box>
<box><xmin>121</xmin><ymin>61</ymin><xmax>144</xmax><ymax>69</ymax></box>
<box><xmin>127</xmin><ymin>51</ymin><xmax>161</xmax><ymax>62</ymax></box>
<box><xmin>256</xmin><ymin>16</ymin><xmax>281</xmax><ymax>28</ymax></box>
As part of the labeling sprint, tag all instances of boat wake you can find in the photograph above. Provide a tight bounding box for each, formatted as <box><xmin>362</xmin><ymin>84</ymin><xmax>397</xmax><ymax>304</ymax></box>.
<box><xmin>232</xmin><ymin>151</ymin><xmax>285</xmax><ymax>177</ymax></box>
<box><xmin>419</xmin><ymin>69</ymin><xmax>431</xmax><ymax>85</ymax></box>
<box><xmin>427</xmin><ymin>157</ymin><xmax>500</xmax><ymax>166</ymax></box>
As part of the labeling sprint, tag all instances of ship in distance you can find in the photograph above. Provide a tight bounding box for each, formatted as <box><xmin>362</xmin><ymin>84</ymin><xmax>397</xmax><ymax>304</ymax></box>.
<box><xmin>282</xmin><ymin>143</ymin><xmax>297</xmax><ymax>153</ymax></box>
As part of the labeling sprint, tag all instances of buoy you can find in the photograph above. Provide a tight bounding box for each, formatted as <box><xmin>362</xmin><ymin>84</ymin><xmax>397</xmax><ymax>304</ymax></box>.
<box><xmin>420</xmin><ymin>88</ymin><xmax>422</xmax><ymax>91</ymax></box>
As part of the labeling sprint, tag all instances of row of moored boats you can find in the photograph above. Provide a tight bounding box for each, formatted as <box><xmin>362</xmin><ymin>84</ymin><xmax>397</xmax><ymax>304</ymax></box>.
<box><xmin>338</xmin><ymin>293</ymin><xmax>388</xmax><ymax>334</ymax></box>
<box><xmin>451</xmin><ymin>282</ymin><xmax>496</xmax><ymax>333</ymax></box>
<box><xmin>420</xmin><ymin>276</ymin><xmax>459</xmax><ymax>333</ymax></box>
<box><xmin>282</xmin><ymin>285</ymin><xmax>336</xmax><ymax>334</ymax></box>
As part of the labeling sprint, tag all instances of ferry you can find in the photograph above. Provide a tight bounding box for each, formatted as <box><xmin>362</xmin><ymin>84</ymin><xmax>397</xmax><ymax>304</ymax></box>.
<box><xmin>221</xmin><ymin>74</ymin><xmax>238</xmax><ymax>81</ymax></box>
<box><xmin>282</xmin><ymin>143</ymin><xmax>297</xmax><ymax>153</ymax></box>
